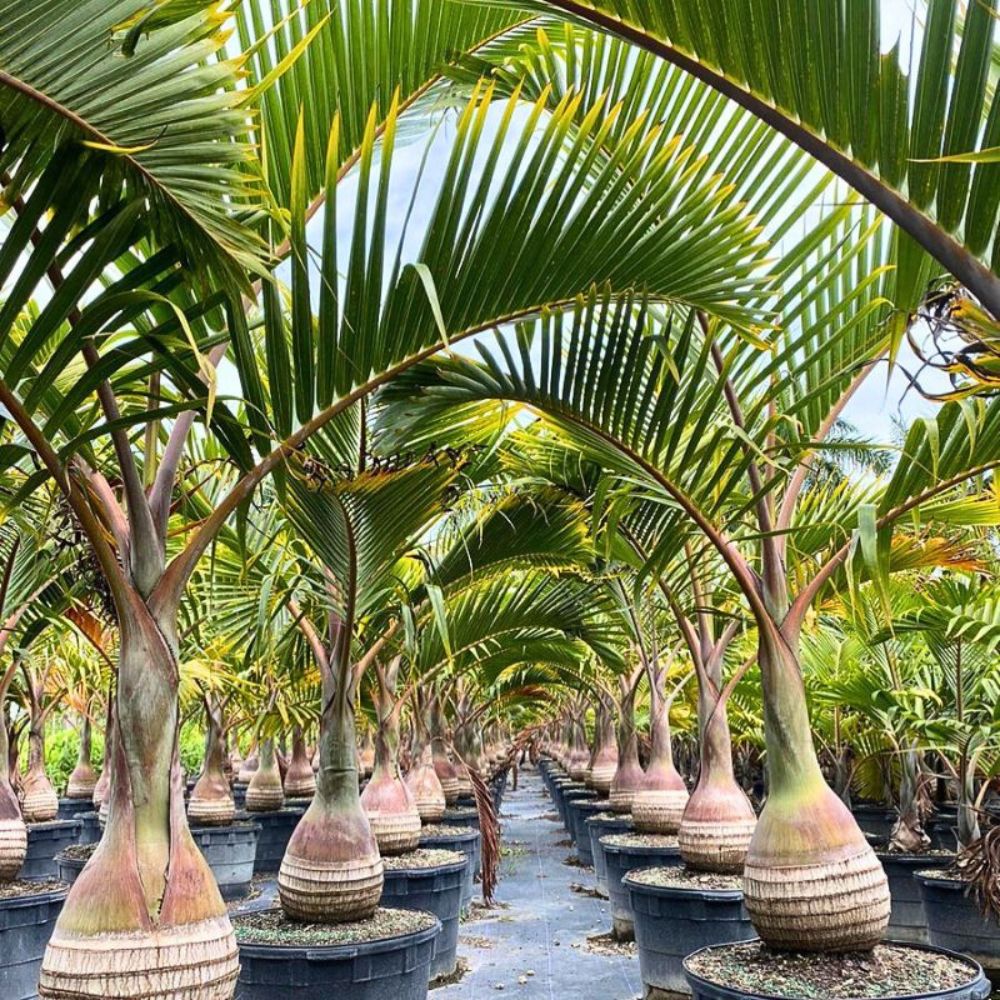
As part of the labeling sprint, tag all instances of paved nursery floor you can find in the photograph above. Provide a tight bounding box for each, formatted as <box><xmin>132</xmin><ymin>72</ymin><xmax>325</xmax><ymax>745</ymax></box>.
<box><xmin>437</xmin><ymin>766</ymin><xmax>641</xmax><ymax>1000</ymax></box>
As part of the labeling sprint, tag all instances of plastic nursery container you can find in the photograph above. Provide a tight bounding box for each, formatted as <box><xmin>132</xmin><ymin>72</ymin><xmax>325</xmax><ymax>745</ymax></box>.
<box><xmin>683</xmin><ymin>941</ymin><xmax>991</xmax><ymax>1000</ymax></box>
<box><xmin>625</xmin><ymin>871</ymin><xmax>755</xmax><ymax>996</ymax></box>
<box><xmin>0</xmin><ymin>885</ymin><xmax>68</xmax><ymax>1000</ymax></box>
<box><xmin>236</xmin><ymin>912</ymin><xmax>441</xmax><ymax>1000</ymax></box>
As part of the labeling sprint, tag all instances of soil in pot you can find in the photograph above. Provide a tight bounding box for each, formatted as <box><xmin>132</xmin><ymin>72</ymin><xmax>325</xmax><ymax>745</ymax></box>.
<box><xmin>684</xmin><ymin>941</ymin><xmax>990</xmax><ymax>1000</ymax></box>
<box><xmin>234</xmin><ymin>907</ymin><xmax>440</xmax><ymax>1000</ymax></box>
<box><xmin>626</xmin><ymin>866</ymin><xmax>752</xmax><ymax>998</ymax></box>
<box><xmin>916</xmin><ymin>870</ymin><xmax>1000</xmax><ymax>977</ymax></box>
<box><xmin>0</xmin><ymin>881</ymin><xmax>68</xmax><ymax>1000</ymax></box>
<box><xmin>877</xmin><ymin>851</ymin><xmax>953</xmax><ymax>944</ymax></box>
<box><xmin>601</xmin><ymin>833</ymin><xmax>681</xmax><ymax>941</ymax></box>
<box><xmin>380</xmin><ymin>849</ymin><xmax>465</xmax><ymax>979</ymax></box>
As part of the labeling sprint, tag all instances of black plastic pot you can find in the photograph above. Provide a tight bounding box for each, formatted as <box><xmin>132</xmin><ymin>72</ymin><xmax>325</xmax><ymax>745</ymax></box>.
<box><xmin>56</xmin><ymin>798</ymin><xmax>93</xmax><ymax>821</ymax></box>
<box><xmin>560</xmin><ymin>788</ymin><xmax>597</xmax><ymax>834</ymax></box>
<box><xmin>381</xmin><ymin>855</ymin><xmax>465</xmax><ymax>979</ymax></box>
<box><xmin>878</xmin><ymin>852</ymin><xmax>952</xmax><ymax>944</ymax></box>
<box><xmin>927</xmin><ymin>806</ymin><xmax>960</xmax><ymax>853</ymax></box>
<box><xmin>0</xmin><ymin>885</ymin><xmax>67</xmax><ymax>1000</ymax></box>
<box><xmin>626</xmin><ymin>873</ymin><xmax>755</xmax><ymax>997</ymax></box>
<box><xmin>852</xmin><ymin>802</ymin><xmax>897</xmax><ymax>843</ymax></box>
<box><xmin>233</xmin><ymin>782</ymin><xmax>248</xmax><ymax>810</ymax></box>
<box><xmin>440</xmin><ymin>807</ymin><xmax>479</xmax><ymax>832</ymax></box>
<box><xmin>247</xmin><ymin>806</ymin><xmax>305</xmax><ymax>874</ymax></box>
<box><xmin>419</xmin><ymin>828</ymin><xmax>480</xmax><ymax>910</ymax></box>
<box><xmin>23</xmin><ymin>820</ymin><xmax>82</xmax><ymax>881</ymax></box>
<box><xmin>54</xmin><ymin>851</ymin><xmax>87</xmax><ymax>885</ymax></box>
<box><xmin>601</xmin><ymin>837</ymin><xmax>681</xmax><ymax>940</ymax></box>
<box><xmin>568</xmin><ymin>800</ymin><xmax>605</xmax><ymax>866</ymax></box>
<box><xmin>236</xmin><ymin>911</ymin><xmax>441</xmax><ymax>1000</ymax></box>
<box><xmin>683</xmin><ymin>942</ymin><xmax>992</xmax><ymax>1000</ymax></box>
<box><xmin>587</xmin><ymin>813</ymin><xmax>634</xmax><ymax>898</ymax></box>
<box><xmin>74</xmin><ymin>811</ymin><xmax>101</xmax><ymax>847</ymax></box>
<box><xmin>550</xmin><ymin>779</ymin><xmax>577</xmax><ymax>823</ymax></box>
<box><xmin>917</xmin><ymin>872</ymin><xmax>1000</xmax><ymax>976</ymax></box>
<box><xmin>191</xmin><ymin>822</ymin><xmax>261</xmax><ymax>900</ymax></box>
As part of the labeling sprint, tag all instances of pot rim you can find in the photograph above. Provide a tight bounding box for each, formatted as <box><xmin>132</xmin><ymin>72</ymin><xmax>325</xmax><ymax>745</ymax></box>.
<box><xmin>235</xmin><ymin>909</ymin><xmax>441</xmax><ymax>960</ymax></box>
<box><xmin>600</xmin><ymin>836</ymin><xmax>681</xmax><ymax>856</ymax></box>
<box><xmin>876</xmin><ymin>852</ymin><xmax>955</xmax><ymax>866</ymax></box>
<box><xmin>623</xmin><ymin>868</ymin><xmax>743</xmax><ymax>900</ymax></box>
<box><xmin>382</xmin><ymin>856</ymin><xmax>467</xmax><ymax>878</ymax></box>
<box><xmin>682</xmin><ymin>941</ymin><xmax>989</xmax><ymax>1000</ymax></box>
<box><xmin>0</xmin><ymin>884</ymin><xmax>69</xmax><ymax>909</ymax></box>
<box><xmin>419</xmin><ymin>830</ymin><xmax>479</xmax><ymax>843</ymax></box>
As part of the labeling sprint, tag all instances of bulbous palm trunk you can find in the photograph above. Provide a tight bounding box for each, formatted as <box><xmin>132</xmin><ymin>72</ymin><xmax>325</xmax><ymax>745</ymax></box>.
<box><xmin>633</xmin><ymin>685</ymin><xmax>688</xmax><ymax>834</ymax></box>
<box><xmin>0</xmin><ymin>717</ymin><xmax>26</xmax><ymax>881</ymax></box>
<box><xmin>610</xmin><ymin>679</ymin><xmax>645</xmax><ymax>813</ymax></box>
<box><xmin>283</xmin><ymin>728</ymin><xmax>317</xmax><ymax>800</ymax></box>
<box><xmin>358</xmin><ymin>729</ymin><xmax>375</xmax><ymax>779</ymax></box>
<box><xmin>66</xmin><ymin>715</ymin><xmax>98</xmax><ymax>800</ymax></box>
<box><xmin>888</xmin><ymin>745</ymin><xmax>929</xmax><ymax>853</ymax></box>
<box><xmin>245</xmin><ymin>739</ymin><xmax>284</xmax><ymax>813</ymax></box>
<box><xmin>587</xmin><ymin>704</ymin><xmax>618</xmax><ymax>796</ymax></box>
<box><xmin>188</xmin><ymin>705</ymin><xmax>235</xmax><ymax>827</ymax></box>
<box><xmin>237</xmin><ymin>753</ymin><xmax>258</xmax><ymax>784</ymax></box>
<box><xmin>406</xmin><ymin>744</ymin><xmax>446</xmax><ymax>822</ymax></box>
<box><xmin>361</xmin><ymin>672</ymin><xmax>421</xmax><ymax>855</ymax></box>
<box><xmin>21</xmin><ymin>724</ymin><xmax>58</xmax><ymax>822</ymax></box>
<box><xmin>40</xmin><ymin>600</ymin><xmax>238</xmax><ymax>998</ymax></box>
<box><xmin>678</xmin><ymin>697</ymin><xmax>755</xmax><ymax>871</ymax></box>
<box><xmin>431</xmin><ymin>735</ymin><xmax>460</xmax><ymax>805</ymax></box>
<box><xmin>742</xmin><ymin>631</ymin><xmax>888</xmax><ymax>952</ymax></box>
<box><xmin>567</xmin><ymin>715</ymin><xmax>589</xmax><ymax>781</ymax></box>
<box><xmin>278</xmin><ymin>675</ymin><xmax>383</xmax><ymax>923</ymax></box>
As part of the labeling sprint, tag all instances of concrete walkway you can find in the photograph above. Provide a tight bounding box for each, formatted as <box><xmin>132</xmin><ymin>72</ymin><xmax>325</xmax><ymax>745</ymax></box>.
<box><xmin>437</xmin><ymin>766</ymin><xmax>641</xmax><ymax>1000</ymax></box>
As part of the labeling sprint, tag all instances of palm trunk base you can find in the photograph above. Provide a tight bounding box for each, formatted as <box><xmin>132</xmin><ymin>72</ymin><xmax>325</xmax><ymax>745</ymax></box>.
<box><xmin>405</xmin><ymin>764</ymin><xmax>446</xmax><ymax>822</ymax></box>
<box><xmin>743</xmin><ymin>841</ymin><xmax>889</xmax><ymax>951</ymax></box>
<box><xmin>0</xmin><ymin>816</ymin><xmax>27</xmax><ymax>880</ymax></box>
<box><xmin>679</xmin><ymin>814</ymin><xmax>756</xmax><ymax>872</ymax></box>
<box><xmin>278</xmin><ymin>851</ymin><xmax>384</xmax><ymax>922</ymax></box>
<box><xmin>39</xmin><ymin>915</ymin><xmax>238</xmax><ymax>999</ymax></box>
<box><xmin>245</xmin><ymin>783</ymin><xmax>284</xmax><ymax>813</ymax></box>
<box><xmin>188</xmin><ymin>795</ymin><xmax>236</xmax><ymax>827</ymax></box>
<box><xmin>283</xmin><ymin>774</ymin><xmax>317</xmax><ymax>799</ymax></box>
<box><xmin>22</xmin><ymin>780</ymin><xmax>59</xmax><ymax>823</ymax></box>
<box><xmin>632</xmin><ymin>789</ymin><xmax>689</xmax><ymax>834</ymax></box>
<box><xmin>66</xmin><ymin>765</ymin><xmax>98</xmax><ymax>800</ymax></box>
<box><xmin>588</xmin><ymin>762</ymin><xmax>617</xmax><ymax>795</ymax></box>
<box><xmin>454</xmin><ymin>764</ymin><xmax>474</xmax><ymax>799</ymax></box>
<box><xmin>365</xmin><ymin>809</ymin><xmax>422</xmax><ymax>855</ymax></box>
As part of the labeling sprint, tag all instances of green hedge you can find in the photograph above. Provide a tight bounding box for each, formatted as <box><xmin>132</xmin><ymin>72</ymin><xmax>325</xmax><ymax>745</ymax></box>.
<box><xmin>35</xmin><ymin>721</ymin><xmax>207</xmax><ymax>794</ymax></box>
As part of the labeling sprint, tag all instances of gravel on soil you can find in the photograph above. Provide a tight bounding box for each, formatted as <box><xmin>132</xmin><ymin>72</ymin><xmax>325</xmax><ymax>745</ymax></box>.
<box><xmin>421</xmin><ymin>823</ymin><xmax>476</xmax><ymax>837</ymax></box>
<box><xmin>444</xmin><ymin>808</ymin><xmax>478</xmax><ymax>820</ymax></box>
<box><xmin>382</xmin><ymin>848</ymin><xmax>464</xmax><ymax>871</ymax></box>
<box><xmin>588</xmin><ymin>812</ymin><xmax>630</xmax><ymax>823</ymax></box>
<box><xmin>686</xmin><ymin>942</ymin><xmax>979</xmax><ymax>999</ymax></box>
<box><xmin>601</xmin><ymin>833</ymin><xmax>679</xmax><ymax>849</ymax></box>
<box><xmin>57</xmin><ymin>843</ymin><xmax>98</xmax><ymax>861</ymax></box>
<box><xmin>627</xmin><ymin>866</ymin><xmax>743</xmax><ymax>891</ymax></box>
<box><xmin>0</xmin><ymin>879</ymin><xmax>68</xmax><ymax>900</ymax></box>
<box><xmin>233</xmin><ymin>906</ymin><xmax>436</xmax><ymax>946</ymax></box>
